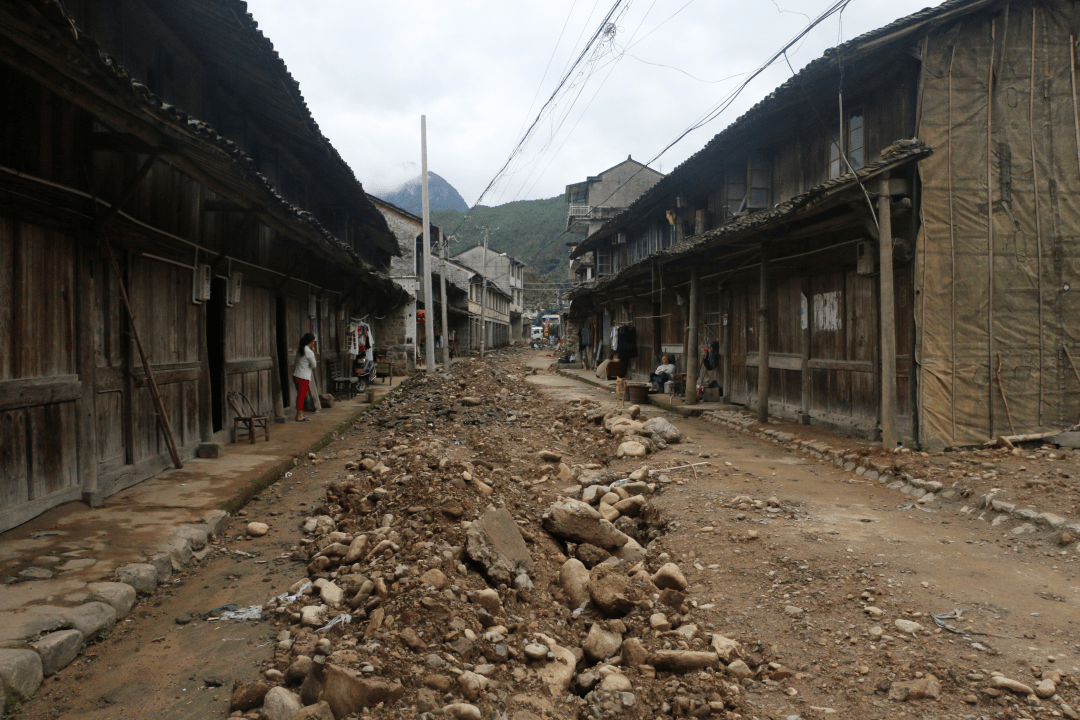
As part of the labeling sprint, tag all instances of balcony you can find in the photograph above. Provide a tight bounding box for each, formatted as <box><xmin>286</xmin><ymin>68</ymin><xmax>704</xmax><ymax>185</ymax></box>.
<box><xmin>566</xmin><ymin>205</ymin><xmax>623</xmax><ymax>235</ymax></box>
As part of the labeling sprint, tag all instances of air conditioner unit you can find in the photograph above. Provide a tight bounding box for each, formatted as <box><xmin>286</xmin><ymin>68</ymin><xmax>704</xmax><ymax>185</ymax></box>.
<box><xmin>226</xmin><ymin>272</ymin><xmax>242</xmax><ymax>306</ymax></box>
<box><xmin>856</xmin><ymin>241</ymin><xmax>876</xmax><ymax>276</ymax></box>
<box><xmin>193</xmin><ymin>264</ymin><xmax>212</xmax><ymax>303</ymax></box>
<box><xmin>308</xmin><ymin>294</ymin><xmax>317</xmax><ymax>318</ymax></box>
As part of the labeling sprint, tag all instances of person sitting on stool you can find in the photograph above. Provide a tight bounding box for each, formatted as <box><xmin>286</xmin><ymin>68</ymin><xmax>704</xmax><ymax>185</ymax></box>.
<box><xmin>650</xmin><ymin>355</ymin><xmax>676</xmax><ymax>392</ymax></box>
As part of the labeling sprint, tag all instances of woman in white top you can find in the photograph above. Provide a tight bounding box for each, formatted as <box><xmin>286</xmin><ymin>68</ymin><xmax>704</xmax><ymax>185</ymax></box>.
<box><xmin>293</xmin><ymin>332</ymin><xmax>317</xmax><ymax>422</ymax></box>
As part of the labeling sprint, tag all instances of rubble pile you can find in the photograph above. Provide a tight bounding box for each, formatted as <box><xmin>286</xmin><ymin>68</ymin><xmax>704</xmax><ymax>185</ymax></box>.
<box><xmin>230</xmin><ymin>357</ymin><xmax>766</xmax><ymax>720</ymax></box>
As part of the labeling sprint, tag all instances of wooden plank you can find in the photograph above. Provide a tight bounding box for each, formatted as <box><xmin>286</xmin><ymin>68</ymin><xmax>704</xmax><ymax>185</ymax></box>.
<box><xmin>0</xmin><ymin>375</ymin><xmax>81</xmax><ymax>411</ymax></box>
<box><xmin>0</xmin><ymin>486</ymin><xmax>81</xmax><ymax>534</ymax></box>
<box><xmin>76</xmin><ymin>238</ymin><xmax>98</xmax><ymax>499</ymax></box>
<box><xmin>132</xmin><ymin>363</ymin><xmax>202</xmax><ymax>387</ymax></box>
<box><xmin>744</xmin><ymin>353</ymin><xmax>803</xmax><ymax>371</ymax></box>
<box><xmin>95</xmin><ymin>389</ymin><xmax>125</xmax><ymax>464</ymax></box>
<box><xmin>0</xmin><ymin>218</ymin><xmax>12</xmax><ymax>381</ymax></box>
<box><xmin>807</xmin><ymin>358</ymin><xmax>875</xmax><ymax>373</ymax></box>
<box><xmin>226</xmin><ymin>357</ymin><xmax>274</xmax><ymax>375</ymax></box>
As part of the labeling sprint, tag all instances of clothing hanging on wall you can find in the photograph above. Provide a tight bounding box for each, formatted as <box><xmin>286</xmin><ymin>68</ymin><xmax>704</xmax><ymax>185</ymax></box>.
<box><xmin>614</xmin><ymin>324</ymin><xmax>638</xmax><ymax>359</ymax></box>
<box><xmin>346</xmin><ymin>320</ymin><xmax>375</xmax><ymax>362</ymax></box>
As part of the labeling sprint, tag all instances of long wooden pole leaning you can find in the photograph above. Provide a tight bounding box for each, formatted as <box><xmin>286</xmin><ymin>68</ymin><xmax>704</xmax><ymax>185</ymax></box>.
<box><xmin>104</xmin><ymin>239</ymin><xmax>184</xmax><ymax>469</ymax></box>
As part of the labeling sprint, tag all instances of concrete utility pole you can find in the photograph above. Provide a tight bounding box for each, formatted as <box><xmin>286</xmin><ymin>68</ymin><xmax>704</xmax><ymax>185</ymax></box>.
<box><xmin>478</xmin><ymin>227</ymin><xmax>489</xmax><ymax>359</ymax></box>
<box><xmin>420</xmin><ymin>116</ymin><xmax>436</xmax><ymax>371</ymax></box>
<box><xmin>439</xmin><ymin>230</ymin><xmax>451</xmax><ymax>371</ymax></box>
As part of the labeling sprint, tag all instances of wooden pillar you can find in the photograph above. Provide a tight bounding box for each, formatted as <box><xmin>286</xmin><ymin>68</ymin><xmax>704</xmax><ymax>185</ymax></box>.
<box><xmin>757</xmin><ymin>245</ymin><xmax>770</xmax><ymax>424</ymax></box>
<box><xmin>800</xmin><ymin>276</ymin><xmax>811</xmax><ymax>422</ymax></box>
<box><xmin>77</xmin><ymin>238</ymin><xmax>101</xmax><ymax>506</ymax></box>
<box><xmin>878</xmin><ymin>174</ymin><xmax>898</xmax><ymax>449</ymax></box>
<box><xmin>721</xmin><ymin>285</ymin><xmax>731</xmax><ymax>402</ymax></box>
<box><xmin>685</xmin><ymin>265</ymin><xmax>701</xmax><ymax>404</ymax></box>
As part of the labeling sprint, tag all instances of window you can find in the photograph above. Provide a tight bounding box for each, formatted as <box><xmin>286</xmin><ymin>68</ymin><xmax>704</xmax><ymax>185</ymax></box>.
<box><xmin>724</xmin><ymin>166</ymin><xmax>746</xmax><ymax>217</ymax></box>
<box><xmin>747</xmin><ymin>155</ymin><xmax>770</xmax><ymax>209</ymax></box>
<box><xmin>829</xmin><ymin>108</ymin><xmax>865</xmax><ymax>179</ymax></box>
<box><xmin>597</xmin><ymin>248</ymin><xmax>611</xmax><ymax>276</ymax></box>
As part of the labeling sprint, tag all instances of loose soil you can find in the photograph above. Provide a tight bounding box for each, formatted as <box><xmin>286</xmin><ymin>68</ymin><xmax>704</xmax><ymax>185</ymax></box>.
<box><xmin>17</xmin><ymin>347</ymin><xmax>1080</xmax><ymax>720</ymax></box>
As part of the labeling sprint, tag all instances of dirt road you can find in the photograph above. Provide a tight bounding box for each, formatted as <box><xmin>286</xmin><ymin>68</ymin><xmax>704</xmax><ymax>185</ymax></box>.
<box><xmin>20</xmin><ymin>349</ymin><xmax>1080</xmax><ymax>720</ymax></box>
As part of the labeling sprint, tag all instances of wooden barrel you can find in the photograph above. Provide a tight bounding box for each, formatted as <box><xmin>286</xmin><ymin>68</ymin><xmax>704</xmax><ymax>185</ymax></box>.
<box><xmin>626</xmin><ymin>383</ymin><xmax>650</xmax><ymax>405</ymax></box>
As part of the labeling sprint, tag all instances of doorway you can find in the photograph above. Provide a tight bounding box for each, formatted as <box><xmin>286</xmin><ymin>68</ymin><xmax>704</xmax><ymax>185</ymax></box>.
<box><xmin>206</xmin><ymin>277</ymin><xmax>226</xmax><ymax>432</ymax></box>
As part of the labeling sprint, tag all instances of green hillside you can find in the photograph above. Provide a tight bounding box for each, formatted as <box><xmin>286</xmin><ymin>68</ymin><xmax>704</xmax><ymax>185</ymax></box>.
<box><xmin>431</xmin><ymin>195</ymin><xmax>571</xmax><ymax>277</ymax></box>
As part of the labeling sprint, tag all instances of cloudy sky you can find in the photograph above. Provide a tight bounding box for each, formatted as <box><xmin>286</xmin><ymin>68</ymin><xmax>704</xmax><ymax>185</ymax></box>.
<box><xmin>245</xmin><ymin>0</ymin><xmax>936</xmax><ymax>207</ymax></box>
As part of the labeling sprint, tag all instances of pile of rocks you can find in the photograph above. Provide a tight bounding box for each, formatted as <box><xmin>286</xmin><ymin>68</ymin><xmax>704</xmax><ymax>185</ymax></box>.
<box><xmin>231</xmin><ymin>358</ymin><xmax>766</xmax><ymax>719</ymax></box>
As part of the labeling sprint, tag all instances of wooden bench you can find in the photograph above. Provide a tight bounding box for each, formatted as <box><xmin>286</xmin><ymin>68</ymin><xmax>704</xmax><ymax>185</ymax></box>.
<box><xmin>228</xmin><ymin>391</ymin><xmax>269</xmax><ymax>444</ymax></box>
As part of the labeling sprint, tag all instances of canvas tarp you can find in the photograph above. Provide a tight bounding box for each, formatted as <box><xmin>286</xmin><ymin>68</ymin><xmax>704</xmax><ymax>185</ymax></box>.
<box><xmin>915</xmin><ymin>0</ymin><xmax>1080</xmax><ymax>449</ymax></box>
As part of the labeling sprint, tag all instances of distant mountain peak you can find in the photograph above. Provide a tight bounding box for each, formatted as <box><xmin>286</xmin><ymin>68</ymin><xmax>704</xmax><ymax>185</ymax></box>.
<box><xmin>379</xmin><ymin>172</ymin><xmax>469</xmax><ymax>215</ymax></box>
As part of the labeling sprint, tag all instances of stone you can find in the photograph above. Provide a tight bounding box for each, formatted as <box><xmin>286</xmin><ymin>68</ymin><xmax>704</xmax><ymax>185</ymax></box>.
<box><xmin>443</xmin><ymin>703</ymin><xmax>483</xmax><ymax>720</ymax></box>
<box><xmin>642</xmin><ymin>417</ymin><xmax>682</xmax><ymax>443</ymax></box>
<box><xmin>1035</xmin><ymin>678</ymin><xmax>1056</xmax><ymax>698</ymax></box>
<box><xmin>196</xmin><ymin>442</ymin><xmax>224</xmax><ymax>458</ymax></box>
<box><xmin>425</xmin><ymin>675</ymin><xmax>453</xmax><ymax>692</ymax></box>
<box><xmin>343</xmin><ymin>534</ymin><xmax>369</xmax><ymax>564</ymax></box>
<box><xmin>559</xmin><ymin>559</ymin><xmax>591</xmax><ymax>609</ymax></box>
<box><xmin>599</xmin><ymin>673</ymin><xmax>633</xmax><ymax>691</ymax></box>
<box><xmin>230</xmin><ymin>681</ymin><xmax>271</xmax><ymax>711</ymax></box>
<box><xmin>620</xmin><ymin>637</ymin><xmax>649</xmax><ymax>667</ymax></box>
<box><xmin>18</xmin><ymin>567</ymin><xmax>53</xmax><ymax>581</ymax></box>
<box><xmin>247</xmin><ymin>522</ymin><xmax>269</xmax><ymax>537</ymax></box>
<box><xmin>530</xmin><ymin>633</ymin><xmax>576</xmax><ymax>697</ymax></box>
<box><xmin>300</xmin><ymin>605</ymin><xmax>329</xmax><ymax>628</ymax></box>
<box><xmin>574</xmin><ymin>543</ymin><xmax>610</xmax><ymax>569</ymax></box>
<box><xmin>418</xmin><ymin>568</ymin><xmax>448</xmax><ymax>590</ymax></box>
<box><xmin>262</xmin><ymin>686</ymin><xmax>303</xmax><ymax>720</ymax></box>
<box><xmin>889</xmin><ymin>675</ymin><xmax>941</xmax><ymax>701</ymax></box>
<box><xmin>0</xmin><ymin>650</ymin><xmax>43</xmax><ymax>700</ymax></box>
<box><xmin>465</xmin><ymin>507</ymin><xmax>534</xmax><ymax>585</ymax></box>
<box><xmin>784</xmin><ymin>605</ymin><xmax>804</xmax><ymax>617</ymax></box>
<box><xmin>589</xmin><ymin>565</ymin><xmax>642</xmax><ymax>617</ymax></box>
<box><xmin>651</xmin><ymin>563</ymin><xmax>688</xmax><ymax>591</ymax></box>
<box><xmin>893</xmin><ymin>619</ymin><xmax>923</xmax><ymax>634</ymax></box>
<box><xmin>203</xmin><ymin>509</ymin><xmax>229</xmax><ymax>536</ymax></box>
<box><xmin>617</xmin><ymin>441</ymin><xmax>647</xmax><ymax>458</ymax></box>
<box><xmin>64</xmin><ymin>602</ymin><xmax>116</xmax><ymax>640</ymax></box>
<box><xmin>597</xmin><ymin>502</ymin><xmax>620</xmax><ymax>523</ymax></box>
<box><xmin>613</xmin><ymin>495</ymin><xmax>646</xmax><ymax>517</ymax></box>
<box><xmin>524</xmin><ymin>644</ymin><xmax>550</xmax><ymax>661</ymax></box>
<box><xmin>319</xmin><ymin>582</ymin><xmax>344</xmax><ymax>607</ymax></box>
<box><xmin>457</xmin><ymin>671</ymin><xmax>485</xmax><ymax>701</ymax></box>
<box><xmin>472</xmin><ymin>588</ymin><xmax>502</xmax><ymax>616</ymax></box>
<box><xmin>710</xmin><ymin>634</ymin><xmax>741</xmax><ymax>662</ymax></box>
<box><xmin>583</xmin><ymin>623</ymin><xmax>623</xmax><ymax>661</ymax></box>
<box><xmin>556</xmin><ymin>463</ymin><xmax>574</xmax><ymax>483</ymax></box>
<box><xmin>286</xmin><ymin>656</ymin><xmax>314</xmax><ymax>686</ymax></box>
<box><xmin>85</xmin><ymin>582</ymin><xmax>137</xmax><ymax>619</ymax></box>
<box><xmin>147</xmin><ymin>552</ymin><xmax>173</xmax><ymax>581</ymax></box>
<box><xmin>300</xmin><ymin>662</ymin><xmax>405</xmax><ymax>717</ymax></box>
<box><xmin>581</xmin><ymin>485</ymin><xmax>607</xmax><ymax>505</ymax></box>
<box><xmin>460</xmin><ymin>397</ymin><xmax>483</xmax><ymax>406</ymax></box>
<box><xmin>289</xmin><ymin>702</ymin><xmax>334</xmax><ymax>720</ymax></box>
<box><xmin>611</xmin><ymin>536</ymin><xmax>647</xmax><ymax>564</ymax></box>
<box><xmin>158</xmin><ymin>536</ymin><xmax>193</xmax><ymax>570</ymax></box>
<box><xmin>648</xmin><ymin>651</ymin><xmax>720</xmax><ymax>673</ymax></box>
<box><xmin>172</xmin><ymin>523</ymin><xmax>210</xmax><ymax>550</ymax></box>
<box><xmin>542</xmin><ymin>499</ymin><xmax>630</xmax><ymax>550</ymax></box>
<box><xmin>30</xmin><ymin>630</ymin><xmax>83</xmax><ymax>677</ymax></box>
<box><xmin>538</xmin><ymin>450</ymin><xmax>562</xmax><ymax>462</ymax></box>
<box><xmin>650</xmin><ymin>613</ymin><xmax>672</xmax><ymax>631</ymax></box>
<box><xmin>726</xmin><ymin>659</ymin><xmax>754</xmax><ymax>680</ymax></box>
<box><xmin>991</xmin><ymin>676</ymin><xmax>1034</xmax><ymax>695</ymax></box>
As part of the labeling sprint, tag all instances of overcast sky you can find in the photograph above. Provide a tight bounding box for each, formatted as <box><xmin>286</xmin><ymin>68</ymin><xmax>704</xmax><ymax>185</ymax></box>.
<box><xmin>245</xmin><ymin>0</ymin><xmax>936</xmax><ymax>207</ymax></box>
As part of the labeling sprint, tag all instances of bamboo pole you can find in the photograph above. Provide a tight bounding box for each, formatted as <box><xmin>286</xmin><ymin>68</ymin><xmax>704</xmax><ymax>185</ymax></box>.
<box><xmin>1029</xmin><ymin>8</ymin><xmax>1045</xmax><ymax>425</ymax></box>
<box><xmin>997</xmin><ymin>353</ymin><xmax>1016</xmax><ymax>436</ymax></box>
<box><xmin>104</xmin><ymin>240</ymin><xmax>183</xmax><ymax>469</ymax></box>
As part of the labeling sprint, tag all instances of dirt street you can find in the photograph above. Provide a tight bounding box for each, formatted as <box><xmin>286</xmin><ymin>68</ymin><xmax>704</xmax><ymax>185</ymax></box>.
<box><xmin>18</xmin><ymin>347</ymin><xmax>1080</xmax><ymax>720</ymax></box>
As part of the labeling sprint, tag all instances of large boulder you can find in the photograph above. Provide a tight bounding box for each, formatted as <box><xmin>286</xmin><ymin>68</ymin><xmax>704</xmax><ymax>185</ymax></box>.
<box><xmin>116</xmin><ymin>563</ymin><xmax>158</xmax><ymax>594</ymax></box>
<box><xmin>559</xmin><ymin>559</ymin><xmax>591</xmax><ymax>609</ymax></box>
<box><xmin>231</xmin><ymin>682</ymin><xmax>271</xmax><ymax>711</ymax></box>
<box><xmin>583</xmin><ymin>622</ymin><xmax>623</xmax><ymax>661</ymax></box>
<box><xmin>300</xmin><ymin>662</ymin><xmax>405</xmax><ymax>717</ymax></box>
<box><xmin>465</xmin><ymin>507</ymin><xmax>534</xmax><ymax>585</ymax></box>
<box><xmin>262</xmin><ymin>686</ymin><xmax>303</xmax><ymax>720</ymax></box>
<box><xmin>529</xmin><ymin>633</ymin><xmax>576</xmax><ymax>697</ymax></box>
<box><xmin>64</xmin><ymin>602</ymin><xmax>116</xmax><ymax>641</ymax></box>
<box><xmin>31</xmin><ymin>629</ymin><xmax>83</xmax><ymax>677</ymax></box>
<box><xmin>86</xmin><ymin>582</ymin><xmax>137</xmax><ymax>618</ymax></box>
<box><xmin>642</xmin><ymin>417</ymin><xmax>682</xmax><ymax>443</ymax></box>
<box><xmin>542</xmin><ymin>499</ymin><xmax>630</xmax><ymax>550</ymax></box>
<box><xmin>0</xmin><ymin>650</ymin><xmax>42</xmax><ymax>700</ymax></box>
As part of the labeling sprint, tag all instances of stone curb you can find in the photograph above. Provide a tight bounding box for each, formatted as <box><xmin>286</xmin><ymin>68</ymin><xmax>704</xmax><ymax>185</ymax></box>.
<box><xmin>699</xmin><ymin>408</ymin><xmax>1080</xmax><ymax>547</ymax></box>
<box><xmin>1</xmin><ymin>399</ymin><xmax>387</xmax><ymax>701</ymax></box>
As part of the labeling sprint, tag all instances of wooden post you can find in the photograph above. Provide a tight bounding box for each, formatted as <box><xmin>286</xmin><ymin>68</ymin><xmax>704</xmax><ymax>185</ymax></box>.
<box><xmin>420</xmin><ymin>116</ymin><xmax>436</xmax><ymax>370</ymax></box>
<box><xmin>685</xmin><ymin>265</ymin><xmax>701</xmax><ymax>404</ymax></box>
<box><xmin>800</xmin><ymin>276</ymin><xmax>811</xmax><ymax>422</ymax></box>
<box><xmin>757</xmin><ymin>245</ymin><xmax>770</xmax><ymax>424</ymax></box>
<box><xmin>439</xmin><ymin>229</ymin><xmax>451</xmax><ymax>371</ymax></box>
<box><xmin>76</xmin><ymin>238</ymin><xmax>101</xmax><ymax>506</ymax></box>
<box><xmin>878</xmin><ymin>174</ymin><xmax>898</xmax><ymax>449</ymax></box>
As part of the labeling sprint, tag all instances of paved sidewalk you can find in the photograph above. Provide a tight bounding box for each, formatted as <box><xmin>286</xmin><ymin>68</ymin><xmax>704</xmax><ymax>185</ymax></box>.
<box><xmin>0</xmin><ymin>377</ymin><xmax>402</xmax><ymax>647</ymax></box>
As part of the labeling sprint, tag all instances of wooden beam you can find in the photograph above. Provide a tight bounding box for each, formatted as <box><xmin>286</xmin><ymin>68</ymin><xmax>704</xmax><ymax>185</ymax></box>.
<box><xmin>0</xmin><ymin>376</ymin><xmax>82</xmax><ymax>412</ymax></box>
<box><xmin>757</xmin><ymin>245</ymin><xmax>770</xmax><ymax>424</ymax></box>
<box><xmin>87</xmin><ymin>132</ymin><xmax>158</xmax><ymax>154</ymax></box>
<box><xmin>878</xmin><ymin>174</ymin><xmax>898</xmax><ymax>449</ymax></box>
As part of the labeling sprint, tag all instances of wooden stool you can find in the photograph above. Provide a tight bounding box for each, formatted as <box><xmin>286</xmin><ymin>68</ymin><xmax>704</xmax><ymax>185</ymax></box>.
<box><xmin>228</xmin><ymin>391</ymin><xmax>269</xmax><ymax>444</ymax></box>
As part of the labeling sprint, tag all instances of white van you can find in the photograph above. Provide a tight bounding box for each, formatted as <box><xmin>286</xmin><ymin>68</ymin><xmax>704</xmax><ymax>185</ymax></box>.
<box><xmin>530</xmin><ymin>326</ymin><xmax>544</xmax><ymax>340</ymax></box>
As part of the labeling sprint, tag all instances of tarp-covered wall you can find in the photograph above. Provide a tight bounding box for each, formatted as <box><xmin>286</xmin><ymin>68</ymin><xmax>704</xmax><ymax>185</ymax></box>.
<box><xmin>915</xmin><ymin>0</ymin><xmax>1080</xmax><ymax>448</ymax></box>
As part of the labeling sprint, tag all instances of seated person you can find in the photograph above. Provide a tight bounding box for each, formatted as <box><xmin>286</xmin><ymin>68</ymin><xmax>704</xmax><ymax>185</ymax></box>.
<box><xmin>650</xmin><ymin>355</ymin><xmax>677</xmax><ymax>392</ymax></box>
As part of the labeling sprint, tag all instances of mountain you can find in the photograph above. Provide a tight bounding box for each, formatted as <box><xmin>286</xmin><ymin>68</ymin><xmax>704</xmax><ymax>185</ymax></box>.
<box><xmin>430</xmin><ymin>194</ymin><xmax>570</xmax><ymax>278</ymax></box>
<box><xmin>378</xmin><ymin>172</ymin><xmax>469</xmax><ymax>214</ymax></box>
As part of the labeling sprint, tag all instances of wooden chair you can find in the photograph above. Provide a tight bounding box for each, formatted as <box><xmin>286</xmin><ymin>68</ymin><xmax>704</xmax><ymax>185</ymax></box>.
<box><xmin>326</xmin><ymin>359</ymin><xmax>357</xmax><ymax>399</ymax></box>
<box><xmin>228</xmin><ymin>391</ymin><xmax>269</xmax><ymax>444</ymax></box>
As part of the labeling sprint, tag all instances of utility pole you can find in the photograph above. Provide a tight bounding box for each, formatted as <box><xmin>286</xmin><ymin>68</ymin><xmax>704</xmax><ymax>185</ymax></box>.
<box><xmin>420</xmin><ymin>116</ymin><xmax>436</xmax><ymax>371</ymax></box>
<box><xmin>478</xmin><ymin>227</ymin><xmax>489</xmax><ymax>359</ymax></box>
<box><xmin>439</xmin><ymin>230</ymin><xmax>451</xmax><ymax>371</ymax></box>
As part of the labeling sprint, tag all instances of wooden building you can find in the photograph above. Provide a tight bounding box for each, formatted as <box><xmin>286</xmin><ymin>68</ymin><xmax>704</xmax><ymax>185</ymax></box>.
<box><xmin>0</xmin><ymin>0</ymin><xmax>404</xmax><ymax>531</ymax></box>
<box><xmin>568</xmin><ymin>0</ymin><xmax>1080</xmax><ymax>449</ymax></box>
